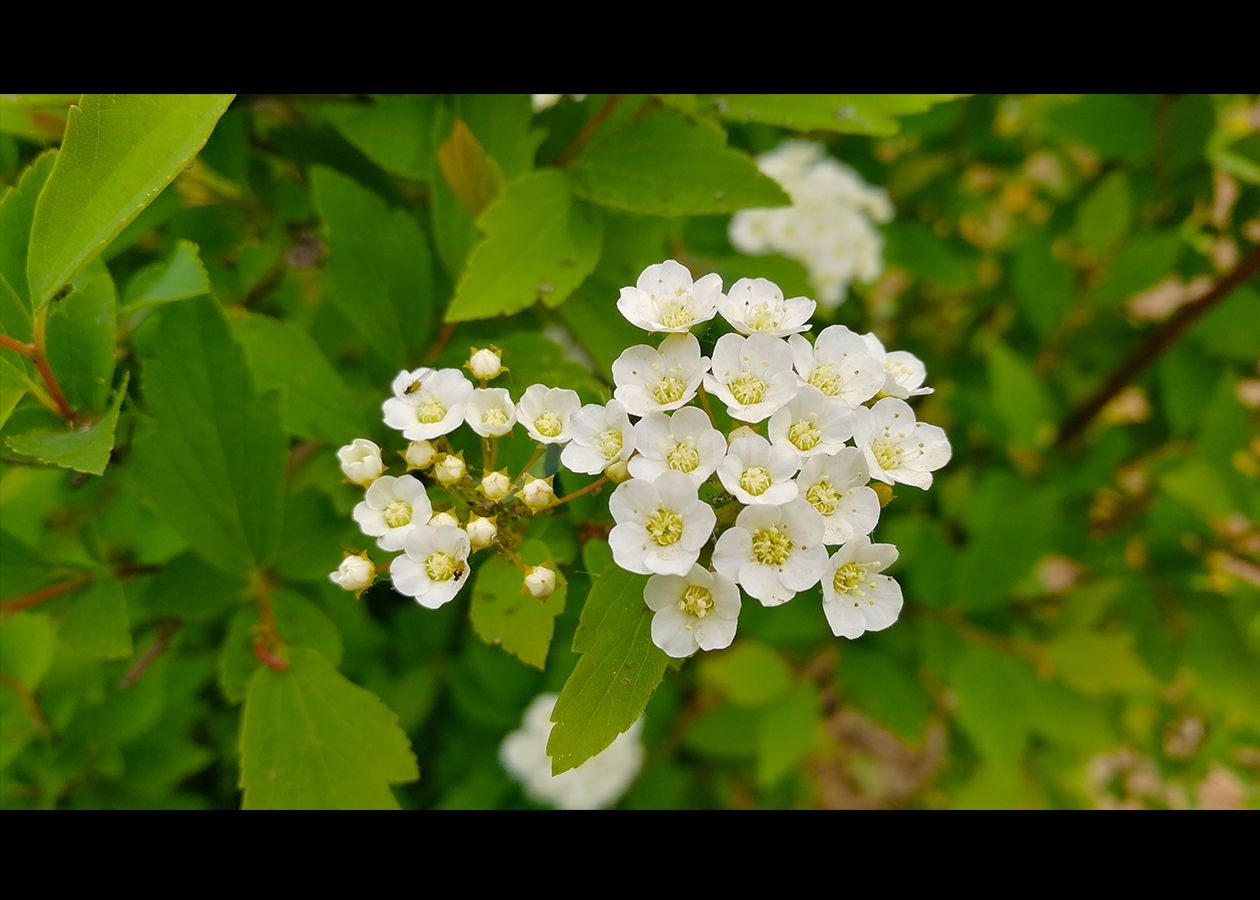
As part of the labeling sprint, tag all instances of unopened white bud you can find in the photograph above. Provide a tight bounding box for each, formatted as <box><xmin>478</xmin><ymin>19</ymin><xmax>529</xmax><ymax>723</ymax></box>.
<box><xmin>604</xmin><ymin>459</ymin><xmax>631</xmax><ymax>483</ymax></box>
<box><xmin>524</xmin><ymin>565</ymin><xmax>557</xmax><ymax>598</ymax></box>
<box><xmin>480</xmin><ymin>470</ymin><xmax>511</xmax><ymax>501</ymax></box>
<box><xmin>429</xmin><ymin>510</ymin><xmax>460</xmax><ymax>529</ymax></box>
<box><xmin>329</xmin><ymin>552</ymin><xmax>375</xmax><ymax>595</ymax></box>
<box><xmin>466</xmin><ymin>515</ymin><xmax>498</xmax><ymax>550</ymax></box>
<box><xmin>338</xmin><ymin>439</ymin><xmax>385</xmax><ymax>487</ymax></box>
<box><xmin>404</xmin><ymin>440</ymin><xmax>436</xmax><ymax>470</ymax></box>
<box><xmin>434</xmin><ymin>453</ymin><xmax>467</xmax><ymax>486</ymax></box>
<box><xmin>518</xmin><ymin>477</ymin><xmax>555</xmax><ymax>513</ymax></box>
<box><xmin>467</xmin><ymin>346</ymin><xmax>507</xmax><ymax>382</ymax></box>
<box><xmin>728</xmin><ymin>425</ymin><xmax>759</xmax><ymax>442</ymax></box>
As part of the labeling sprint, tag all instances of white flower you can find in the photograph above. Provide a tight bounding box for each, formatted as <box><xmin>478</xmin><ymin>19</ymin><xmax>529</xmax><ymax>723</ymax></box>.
<box><xmin>767</xmin><ymin>385</ymin><xmax>855</xmax><ymax>457</ymax></box>
<box><xmin>531</xmin><ymin>94</ymin><xmax>564</xmax><ymax>112</ymax></box>
<box><xmin>524</xmin><ymin>565</ymin><xmax>557</xmax><ymax>598</ymax></box>
<box><xmin>329</xmin><ymin>552</ymin><xmax>374</xmax><ymax>595</ymax></box>
<box><xmin>383</xmin><ymin>369</ymin><xmax>475</xmax><ymax>441</ymax></box>
<box><xmin>433</xmin><ymin>452</ymin><xmax>467</xmax><ymax>486</ymax></box>
<box><xmin>612</xmin><ymin>333</ymin><xmax>708</xmax><ymax>417</ymax></box>
<box><xmin>628</xmin><ymin>408</ymin><xmax>726</xmax><ymax>488</ymax></box>
<box><xmin>861</xmin><ymin>333</ymin><xmax>934</xmax><ymax>398</ymax></box>
<box><xmin>500</xmin><ymin>693</ymin><xmax>643</xmax><ymax>810</ymax></box>
<box><xmin>796</xmin><ymin>448</ymin><xmax>881</xmax><ymax>545</ymax></box>
<box><xmin>353</xmin><ymin>475</ymin><xmax>432</xmax><ymax>552</ymax></box>
<box><xmin>560</xmin><ymin>400</ymin><xmax>635</xmax><ymax>476</ymax></box>
<box><xmin>616</xmin><ymin>259</ymin><xmax>722</xmax><ymax>333</ymax></box>
<box><xmin>390</xmin><ymin>367</ymin><xmax>435</xmax><ymax>401</ymax></box>
<box><xmin>517</xmin><ymin>476</ymin><xmax>555</xmax><ymax>513</ymax></box>
<box><xmin>854</xmin><ymin>398</ymin><xmax>951</xmax><ymax>490</ymax></box>
<box><xmin>465</xmin><ymin>388</ymin><xmax>517</xmax><ymax>438</ymax></box>
<box><xmin>391</xmin><ymin>525</ymin><xmax>472</xmax><ymax>609</ymax></box>
<box><xmin>467</xmin><ymin>346</ymin><xmax>507</xmax><ymax>381</ymax></box>
<box><xmin>703</xmin><ymin>332</ymin><xmax>799</xmax><ymax>423</ymax></box>
<box><xmin>608</xmin><ymin>472</ymin><xmax>716</xmax><ymax>577</ymax></box>
<box><xmin>717</xmin><ymin>277</ymin><xmax>814</xmax><ymax>337</ymax></box>
<box><xmin>518</xmin><ymin>384</ymin><xmax>582</xmax><ymax>444</ymax></box>
<box><xmin>716</xmin><ymin>433</ymin><xmax>800</xmax><ymax>506</ymax></box>
<box><xmin>821</xmin><ymin>535</ymin><xmax>902</xmax><ymax>639</ymax></box>
<box><xmin>429</xmin><ymin>510</ymin><xmax>460</xmax><ymax>529</ymax></box>
<box><xmin>337</xmin><ymin>439</ymin><xmax>384</xmax><ymax>487</ymax></box>
<box><xmin>644</xmin><ymin>565</ymin><xmax>740</xmax><ymax>658</ymax></box>
<box><xmin>712</xmin><ymin>498</ymin><xmax>828</xmax><ymax>607</ymax></box>
<box><xmin>465</xmin><ymin>515</ymin><xmax>498</xmax><ymax>551</ymax></box>
<box><xmin>788</xmin><ymin>326</ymin><xmax>885</xmax><ymax>408</ymax></box>
<box><xmin>480</xmin><ymin>470</ymin><xmax>511</xmax><ymax>501</ymax></box>
<box><xmin>404</xmin><ymin>440</ymin><xmax>436</xmax><ymax>470</ymax></box>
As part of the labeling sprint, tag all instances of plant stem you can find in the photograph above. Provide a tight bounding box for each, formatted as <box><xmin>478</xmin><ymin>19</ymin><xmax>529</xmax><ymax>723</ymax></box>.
<box><xmin>553</xmin><ymin>475</ymin><xmax>610</xmax><ymax>506</ymax></box>
<box><xmin>697</xmin><ymin>383</ymin><xmax>718</xmax><ymax>428</ymax></box>
<box><xmin>0</xmin><ymin>671</ymin><xmax>50</xmax><ymax>738</ymax></box>
<box><xmin>499</xmin><ymin>545</ymin><xmax>530</xmax><ymax>573</ymax></box>
<box><xmin>556</xmin><ymin>95</ymin><xmax>625</xmax><ymax>168</ymax></box>
<box><xmin>252</xmin><ymin>571</ymin><xmax>288</xmax><ymax>670</ymax></box>
<box><xmin>423</xmin><ymin>321</ymin><xmax>458</xmax><ymax>364</ymax></box>
<box><xmin>0</xmin><ymin>334</ymin><xmax>34</xmax><ymax>357</ymax></box>
<box><xmin>0</xmin><ymin>573</ymin><xmax>93</xmax><ymax>614</ymax></box>
<box><xmin>119</xmin><ymin>619</ymin><xmax>181</xmax><ymax>689</ymax></box>
<box><xmin>29</xmin><ymin>308</ymin><xmax>76</xmax><ymax>422</ymax></box>
<box><xmin>515</xmin><ymin>444</ymin><xmax>546</xmax><ymax>486</ymax></box>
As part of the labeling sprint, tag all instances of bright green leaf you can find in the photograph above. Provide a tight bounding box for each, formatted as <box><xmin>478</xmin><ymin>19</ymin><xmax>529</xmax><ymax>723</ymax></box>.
<box><xmin>0</xmin><ymin>612</ymin><xmax>55</xmax><ymax>690</ymax></box>
<box><xmin>324</xmin><ymin>95</ymin><xmax>437</xmax><ymax>182</ymax></box>
<box><xmin>0</xmin><ymin>150</ymin><xmax>55</xmax><ymax>308</ymax></box>
<box><xmin>698</xmin><ymin>640</ymin><xmax>792</xmax><ymax>708</ymax></box>
<box><xmin>1047</xmin><ymin>631</ymin><xmax>1157</xmax><ymax>697</ymax></box>
<box><xmin>60</xmin><ymin>575</ymin><xmax>132</xmax><ymax>660</ymax></box>
<box><xmin>119</xmin><ymin>239</ymin><xmax>210</xmax><ymax>313</ymax></box>
<box><xmin>6</xmin><ymin>369</ymin><xmax>128</xmax><ymax>475</ymax></box>
<box><xmin>470</xmin><ymin>547</ymin><xmax>567</xmax><ymax>670</ymax></box>
<box><xmin>219</xmin><ymin>588</ymin><xmax>344</xmax><ymax>704</ymax></box>
<box><xmin>755</xmin><ymin>682</ymin><xmax>821</xmax><ymax>787</ymax></box>
<box><xmin>704</xmin><ymin>94</ymin><xmax>964</xmax><ymax>136</ymax></box>
<box><xmin>0</xmin><ymin>355</ymin><xmax>31</xmax><ymax>429</ymax></box>
<box><xmin>949</xmin><ymin>646</ymin><xmax>1032</xmax><ymax>769</ymax></box>
<box><xmin>44</xmin><ymin>260</ymin><xmax>116</xmax><ymax>413</ymax></box>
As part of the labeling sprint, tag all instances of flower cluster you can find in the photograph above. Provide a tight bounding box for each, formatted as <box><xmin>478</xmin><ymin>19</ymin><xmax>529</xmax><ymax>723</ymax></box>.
<box><xmin>729</xmin><ymin>140</ymin><xmax>893</xmax><ymax>311</ymax></box>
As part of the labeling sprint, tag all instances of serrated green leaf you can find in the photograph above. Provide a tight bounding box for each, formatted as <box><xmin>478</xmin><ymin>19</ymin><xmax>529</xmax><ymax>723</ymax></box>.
<box><xmin>1047</xmin><ymin>631</ymin><xmax>1157</xmax><ymax>697</ymax></box>
<box><xmin>26</xmin><ymin>94</ymin><xmax>234</xmax><ymax>310</ymax></box>
<box><xmin>219</xmin><ymin>588</ymin><xmax>344</xmax><ymax>704</ymax></box>
<box><xmin>755</xmin><ymin>682</ymin><xmax>821</xmax><ymax>787</ymax></box>
<box><xmin>231</xmin><ymin>311</ymin><xmax>368</xmax><ymax>444</ymax></box>
<box><xmin>0</xmin><ymin>150</ymin><xmax>55</xmax><ymax>308</ymax></box>
<box><xmin>131</xmin><ymin>297</ymin><xmax>286</xmax><ymax>575</ymax></box>
<box><xmin>445</xmin><ymin>169</ymin><xmax>603</xmax><ymax>322</ymax></box>
<box><xmin>547</xmin><ymin>564</ymin><xmax>666</xmax><ymax>775</ymax></box>
<box><xmin>470</xmin><ymin>545</ymin><xmax>567</xmax><ymax>670</ymax></box>
<box><xmin>60</xmin><ymin>575</ymin><xmax>132</xmax><ymax>660</ymax></box>
<box><xmin>698</xmin><ymin>639</ymin><xmax>792</xmax><ymax>708</ymax></box>
<box><xmin>44</xmin><ymin>260</ymin><xmax>116</xmax><ymax>413</ymax></box>
<box><xmin>6</xmin><ymin>369</ymin><xmax>128</xmax><ymax>475</ymax></box>
<box><xmin>118</xmin><ymin>239</ymin><xmax>210</xmax><ymax>313</ymax></box>
<box><xmin>239</xmin><ymin>646</ymin><xmax>418</xmax><ymax>809</ymax></box>
<box><xmin>570</xmin><ymin>111</ymin><xmax>789</xmax><ymax>216</ymax></box>
<box><xmin>704</xmin><ymin>94</ymin><xmax>964</xmax><ymax>136</ymax></box>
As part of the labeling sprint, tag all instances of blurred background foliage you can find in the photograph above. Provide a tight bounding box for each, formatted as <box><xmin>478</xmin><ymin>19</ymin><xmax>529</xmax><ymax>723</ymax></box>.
<box><xmin>0</xmin><ymin>93</ymin><xmax>1257</xmax><ymax>809</ymax></box>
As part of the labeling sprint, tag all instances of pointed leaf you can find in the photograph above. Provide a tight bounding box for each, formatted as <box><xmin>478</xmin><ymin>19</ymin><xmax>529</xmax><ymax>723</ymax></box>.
<box><xmin>469</xmin><ymin>544</ymin><xmax>566</xmax><ymax>669</ymax></box>
<box><xmin>119</xmin><ymin>239</ymin><xmax>210</xmax><ymax>313</ymax></box>
<box><xmin>44</xmin><ymin>260</ymin><xmax>116</xmax><ymax>413</ymax></box>
<box><xmin>60</xmin><ymin>575</ymin><xmax>132</xmax><ymax>659</ymax></box>
<box><xmin>220</xmin><ymin>588</ymin><xmax>344</xmax><ymax>704</ymax></box>
<box><xmin>6</xmin><ymin>370</ymin><xmax>128</xmax><ymax>475</ymax></box>
<box><xmin>437</xmin><ymin>120</ymin><xmax>505</xmax><ymax>217</ymax></box>
<box><xmin>703</xmin><ymin>94</ymin><xmax>966</xmax><ymax>136</ymax></box>
<box><xmin>0</xmin><ymin>150</ymin><xmax>55</xmax><ymax>308</ymax></box>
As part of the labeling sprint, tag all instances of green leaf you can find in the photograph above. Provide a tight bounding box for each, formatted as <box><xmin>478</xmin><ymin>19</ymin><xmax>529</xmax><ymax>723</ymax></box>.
<box><xmin>0</xmin><ymin>355</ymin><xmax>31</xmax><ymax>429</ymax></box>
<box><xmin>1043</xmin><ymin>94</ymin><xmax>1155</xmax><ymax>165</ymax></box>
<box><xmin>445</xmin><ymin>169</ymin><xmax>604</xmax><ymax>322</ymax></box>
<box><xmin>1093</xmin><ymin>232</ymin><xmax>1183</xmax><ymax>307</ymax></box>
<box><xmin>142</xmin><ymin>550</ymin><xmax>248</xmax><ymax>622</ymax></box>
<box><xmin>273</xmin><ymin>489</ymin><xmax>361</xmax><ymax>584</ymax></box>
<box><xmin>239</xmin><ymin>646</ymin><xmax>418</xmax><ymax>809</ymax></box>
<box><xmin>323</xmin><ymin>95</ymin><xmax>438</xmax><ymax>182</ymax></box>
<box><xmin>25</xmin><ymin>94</ymin><xmax>234</xmax><ymax>310</ymax></box>
<box><xmin>118</xmin><ymin>239</ymin><xmax>210</xmax><ymax>313</ymax></box>
<box><xmin>44</xmin><ymin>260</ymin><xmax>116</xmax><ymax>413</ymax></box>
<box><xmin>60</xmin><ymin>575</ymin><xmax>132</xmax><ymax>660</ymax></box>
<box><xmin>1189</xmin><ymin>285</ymin><xmax>1260</xmax><ymax>364</ymax></box>
<box><xmin>470</xmin><ymin>544</ymin><xmax>567</xmax><ymax>670</ymax></box>
<box><xmin>980</xmin><ymin>336</ymin><xmax>1056</xmax><ymax>449</ymax></box>
<box><xmin>703</xmin><ymin>94</ymin><xmax>964</xmax><ymax>136</ymax></box>
<box><xmin>547</xmin><ymin>564</ymin><xmax>667</xmax><ymax>775</ymax></box>
<box><xmin>0</xmin><ymin>150</ymin><xmax>55</xmax><ymax>308</ymax></box>
<box><xmin>755</xmin><ymin>682</ymin><xmax>821</xmax><ymax>787</ymax></box>
<box><xmin>570</xmin><ymin>111</ymin><xmax>789</xmax><ymax>216</ymax></box>
<box><xmin>1010</xmin><ymin>230</ymin><xmax>1074</xmax><ymax>338</ymax></box>
<box><xmin>6</xmin><ymin>369</ymin><xmax>128</xmax><ymax>475</ymax></box>
<box><xmin>1073</xmin><ymin>172</ymin><xmax>1132</xmax><ymax>253</ymax></box>
<box><xmin>0</xmin><ymin>612</ymin><xmax>55</xmax><ymax>690</ymax></box>
<box><xmin>219</xmin><ymin>588</ymin><xmax>344</xmax><ymax>704</ymax></box>
<box><xmin>310</xmin><ymin>166</ymin><xmax>434</xmax><ymax>366</ymax></box>
<box><xmin>231</xmin><ymin>311</ymin><xmax>368</xmax><ymax>444</ymax></box>
<box><xmin>838</xmin><ymin>644</ymin><xmax>932</xmax><ymax>740</ymax></box>
<box><xmin>698</xmin><ymin>639</ymin><xmax>792</xmax><ymax>707</ymax></box>
<box><xmin>131</xmin><ymin>297</ymin><xmax>287</xmax><ymax>575</ymax></box>
<box><xmin>1047</xmin><ymin>631</ymin><xmax>1157</xmax><ymax>697</ymax></box>
<box><xmin>949</xmin><ymin>646</ymin><xmax>1032</xmax><ymax>770</ymax></box>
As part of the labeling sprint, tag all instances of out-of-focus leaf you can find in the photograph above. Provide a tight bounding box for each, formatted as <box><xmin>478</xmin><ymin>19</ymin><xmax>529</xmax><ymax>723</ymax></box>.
<box><xmin>683</xmin><ymin>704</ymin><xmax>759</xmax><ymax>759</ymax></box>
<box><xmin>0</xmin><ymin>356</ymin><xmax>31</xmax><ymax>429</ymax></box>
<box><xmin>1073</xmin><ymin>172</ymin><xmax>1132</xmax><ymax>253</ymax></box>
<box><xmin>1010</xmin><ymin>230</ymin><xmax>1074</xmax><ymax>337</ymax></box>
<box><xmin>0</xmin><ymin>612</ymin><xmax>55</xmax><ymax>690</ymax></box>
<box><xmin>1188</xmin><ymin>285</ymin><xmax>1260</xmax><ymax>364</ymax></box>
<box><xmin>44</xmin><ymin>260</ymin><xmax>116</xmax><ymax>413</ymax></box>
<box><xmin>838</xmin><ymin>644</ymin><xmax>932</xmax><ymax>740</ymax></box>
<box><xmin>118</xmin><ymin>240</ymin><xmax>210</xmax><ymax>313</ymax></box>
<box><xmin>60</xmin><ymin>575</ymin><xmax>132</xmax><ymax>660</ymax></box>
<box><xmin>699</xmin><ymin>640</ymin><xmax>792</xmax><ymax>708</ymax></box>
<box><xmin>219</xmin><ymin>588</ymin><xmax>344</xmax><ymax>705</ymax></box>
<box><xmin>1044</xmin><ymin>94</ymin><xmax>1155</xmax><ymax>164</ymax></box>
<box><xmin>755</xmin><ymin>682</ymin><xmax>821</xmax><ymax>787</ymax></box>
<box><xmin>981</xmin><ymin>336</ymin><xmax>1056</xmax><ymax>449</ymax></box>
<box><xmin>437</xmin><ymin>120</ymin><xmax>504</xmax><ymax>218</ymax></box>
<box><xmin>273</xmin><ymin>489</ymin><xmax>361</xmax><ymax>584</ymax></box>
<box><xmin>6</xmin><ymin>370</ymin><xmax>128</xmax><ymax>475</ymax></box>
<box><xmin>0</xmin><ymin>150</ymin><xmax>55</xmax><ymax>308</ymax></box>
<box><xmin>324</xmin><ymin>95</ymin><xmax>437</xmax><ymax>182</ymax></box>
<box><xmin>1047</xmin><ymin>631</ymin><xmax>1156</xmax><ymax>697</ymax></box>
<box><xmin>470</xmin><ymin>542</ymin><xmax>567</xmax><ymax>670</ymax></box>
<box><xmin>142</xmin><ymin>551</ymin><xmax>248</xmax><ymax>622</ymax></box>
<box><xmin>703</xmin><ymin>94</ymin><xmax>965</xmax><ymax>137</ymax></box>
<box><xmin>1093</xmin><ymin>232</ymin><xmax>1183</xmax><ymax>307</ymax></box>
<box><xmin>1158</xmin><ymin>459</ymin><xmax>1236</xmax><ymax>520</ymax></box>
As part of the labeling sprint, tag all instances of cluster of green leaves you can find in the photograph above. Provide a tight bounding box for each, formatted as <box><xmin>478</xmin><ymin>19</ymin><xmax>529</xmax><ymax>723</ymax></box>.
<box><xmin>1</xmin><ymin>93</ymin><xmax>1256</xmax><ymax>809</ymax></box>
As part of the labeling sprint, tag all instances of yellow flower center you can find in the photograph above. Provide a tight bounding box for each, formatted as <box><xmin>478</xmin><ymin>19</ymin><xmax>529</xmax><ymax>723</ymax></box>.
<box><xmin>788</xmin><ymin>416</ymin><xmax>822</xmax><ymax>451</ymax></box>
<box><xmin>418</xmin><ymin>399</ymin><xmax>447</xmax><ymax>424</ymax></box>
<box><xmin>833</xmin><ymin>562</ymin><xmax>878</xmax><ymax>607</ymax></box>
<box><xmin>806</xmin><ymin>480</ymin><xmax>839</xmax><ymax>516</ymax></box>
<box><xmin>739</xmin><ymin>466</ymin><xmax>772</xmax><ymax>497</ymax></box>
<box><xmin>598</xmin><ymin>428</ymin><xmax>623</xmax><ymax>460</ymax></box>
<box><xmin>746</xmin><ymin>302</ymin><xmax>785</xmax><ymax>332</ymax></box>
<box><xmin>383</xmin><ymin>500</ymin><xmax>413</xmax><ymax>528</ymax></box>
<box><xmin>809</xmin><ymin>365</ymin><xmax>842</xmax><ymax>397</ymax></box>
<box><xmin>666</xmin><ymin>438</ymin><xmax>700</xmax><ymax>473</ymax></box>
<box><xmin>678</xmin><ymin>584</ymin><xmax>714</xmax><ymax>619</ymax></box>
<box><xmin>535</xmin><ymin>411</ymin><xmax>563</xmax><ymax>438</ymax></box>
<box><xmin>483</xmin><ymin>407</ymin><xmax>510</xmax><ymax>427</ymax></box>
<box><xmin>729</xmin><ymin>372</ymin><xmax>766</xmax><ymax>406</ymax></box>
<box><xmin>425</xmin><ymin>551</ymin><xmax>457</xmax><ymax>581</ymax></box>
<box><xmin>651</xmin><ymin>377</ymin><xmax>687</xmax><ymax>405</ymax></box>
<box><xmin>872</xmin><ymin>438</ymin><xmax>902</xmax><ymax>471</ymax></box>
<box><xmin>645</xmin><ymin>508</ymin><xmax>684</xmax><ymax>546</ymax></box>
<box><xmin>659</xmin><ymin>300</ymin><xmax>693</xmax><ymax>329</ymax></box>
<box><xmin>752</xmin><ymin>525</ymin><xmax>793</xmax><ymax>566</ymax></box>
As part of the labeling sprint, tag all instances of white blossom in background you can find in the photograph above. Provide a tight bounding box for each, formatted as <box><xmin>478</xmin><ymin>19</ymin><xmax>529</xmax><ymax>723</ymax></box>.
<box><xmin>465</xmin><ymin>388</ymin><xmax>518</xmax><ymax>438</ymax></box>
<box><xmin>789</xmin><ymin>326</ymin><xmax>886</xmax><ymax>408</ymax></box>
<box><xmin>518</xmin><ymin>385</ymin><xmax>581</xmax><ymax>444</ymax></box>
<box><xmin>329</xmin><ymin>552</ymin><xmax>374</xmax><ymax>595</ymax></box>
<box><xmin>531</xmin><ymin>94</ymin><xmax>586</xmax><ymax>113</ymax></box>
<box><xmin>854</xmin><ymin>398</ymin><xmax>952</xmax><ymax>490</ymax></box>
<box><xmin>500</xmin><ymin>693</ymin><xmax>643</xmax><ymax>810</ymax></box>
<box><xmin>608</xmin><ymin>472</ymin><xmax>716</xmax><ymax>576</ymax></box>
<box><xmin>729</xmin><ymin>140</ymin><xmax>893</xmax><ymax>311</ymax></box>
<box><xmin>820</xmin><ymin>535</ymin><xmax>902</xmax><ymax>639</ymax></box>
<box><xmin>383</xmin><ymin>368</ymin><xmax>474</xmax><ymax>441</ymax></box>
<box><xmin>644</xmin><ymin>565</ymin><xmax>741</xmax><ymax>657</ymax></box>
<box><xmin>612</xmin><ymin>333</ymin><xmax>708</xmax><ymax>417</ymax></box>
<box><xmin>712</xmin><ymin>498</ymin><xmax>828</xmax><ymax>606</ymax></box>
<box><xmin>353</xmin><ymin>474</ymin><xmax>432</xmax><ymax>552</ymax></box>
<box><xmin>628</xmin><ymin>408</ymin><xmax>727</xmax><ymax>487</ymax></box>
<box><xmin>392</xmin><ymin>525</ymin><xmax>472</xmax><ymax>609</ymax></box>
<box><xmin>338</xmin><ymin>439</ymin><xmax>384</xmax><ymax>487</ymax></box>
<box><xmin>767</xmin><ymin>385</ymin><xmax>855</xmax><ymax>457</ymax></box>
<box><xmin>561</xmin><ymin>400</ymin><xmax>636</xmax><ymax>476</ymax></box>
<box><xmin>718</xmin><ymin>277</ymin><xmax>814</xmax><ymax>337</ymax></box>
<box><xmin>861</xmin><ymin>333</ymin><xmax>934</xmax><ymax>399</ymax></box>
<box><xmin>717</xmin><ymin>433</ymin><xmax>800</xmax><ymax>506</ymax></box>
<box><xmin>795</xmin><ymin>448</ymin><xmax>881</xmax><ymax>545</ymax></box>
<box><xmin>617</xmin><ymin>259</ymin><xmax>722</xmax><ymax>332</ymax></box>
<box><xmin>703</xmin><ymin>332</ymin><xmax>799</xmax><ymax>423</ymax></box>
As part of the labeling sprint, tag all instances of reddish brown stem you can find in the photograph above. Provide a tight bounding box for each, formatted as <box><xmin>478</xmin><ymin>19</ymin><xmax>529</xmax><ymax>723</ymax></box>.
<box><xmin>0</xmin><ymin>334</ymin><xmax>35</xmax><ymax>358</ymax></box>
<box><xmin>0</xmin><ymin>573</ymin><xmax>93</xmax><ymax>613</ymax></box>
<box><xmin>556</xmin><ymin>95</ymin><xmax>625</xmax><ymax>168</ymax></box>
<box><xmin>554</xmin><ymin>475</ymin><xmax>610</xmax><ymax>506</ymax></box>
<box><xmin>252</xmin><ymin>572</ymin><xmax>288</xmax><ymax>670</ymax></box>
<box><xmin>0</xmin><ymin>671</ymin><xmax>51</xmax><ymax>738</ymax></box>
<box><xmin>119</xmin><ymin>619</ymin><xmax>181</xmax><ymax>689</ymax></box>
<box><xmin>423</xmin><ymin>321</ymin><xmax>458</xmax><ymax>364</ymax></box>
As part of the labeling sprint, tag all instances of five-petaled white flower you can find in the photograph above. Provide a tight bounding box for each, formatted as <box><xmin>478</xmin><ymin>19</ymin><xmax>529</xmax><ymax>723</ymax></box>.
<box><xmin>608</xmin><ymin>472</ymin><xmax>716</xmax><ymax>576</ymax></box>
<box><xmin>518</xmin><ymin>385</ymin><xmax>581</xmax><ymax>444</ymax></box>
<box><xmin>820</xmin><ymin>535</ymin><xmax>902</xmax><ymax>639</ymax></box>
<box><xmin>391</xmin><ymin>524</ymin><xmax>472</xmax><ymax>609</ymax></box>
<box><xmin>383</xmin><ymin>368</ymin><xmax>474</xmax><ymax>441</ymax></box>
<box><xmin>717</xmin><ymin>277</ymin><xmax>815</xmax><ymax>337</ymax></box>
<box><xmin>617</xmin><ymin>259</ymin><xmax>723</xmax><ymax>333</ymax></box>
<box><xmin>628</xmin><ymin>408</ymin><xmax>726</xmax><ymax>488</ymax></box>
<box><xmin>703</xmin><ymin>332</ymin><xmax>799</xmax><ymax>423</ymax></box>
<box><xmin>789</xmin><ymin>325</ymin><xmax>885</xmax><ymax>408</ymax></box>
<box><xmin>717</xmin><ymin>433</ymin><xmax>800</xmax><ymax>506</ymax></box>
<box><xmin>854</xmin><ymin>398</ymin><xmax>951</xmax><ymax>490</ymax></box>
<box><xmin>560</xmin><ymin>400</ymin><xmax>636</xmax><ymax>476</ymax></box>
<box><xmin>465</xmin><ymin>388</ymin><xmax>518</xmax><ymax>438</ymax></box>
<box><xmin>795</xmin><ymin>448</ymin><xmax>881</xmax><ymax>545</ymax></box>
<box><xmin>644</xmin><ymin>565</ymin><xmax>741</xmax><ymax>658</ymax></box>
<box><xmin>612</xmin><ymin>333</ymin><xmax>709</xmax><ymax>417</ymax></box>
<box><xmin>338</xmin><ymin>438</ymin><xmax>385</xmax><ymax>487</ymax></box>
<box><xmin>711</xmin><ymin>498</ymin><xmax>828</xmax><ymax>606</ymax></box>
<box><xmin>861</xmin><ymin>333</ymin><xmax>933</xmax><ymax>398</ymax></box>
<box><xmin>353</xmin><ymin>474</ymin><xmax>432</xmax><ymax>552</ymax></box>
<box><xmin>767</xmin><ymin>385</ymin><xmax>855</xmax><ymax>457</ymax></box>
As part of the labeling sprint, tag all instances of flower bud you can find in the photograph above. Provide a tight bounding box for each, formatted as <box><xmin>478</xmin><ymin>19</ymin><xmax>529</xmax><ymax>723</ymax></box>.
<box><xmin>479</xmin><ymin>469</ymin><xmax>511</xmax><ymax>502</ymax></box>
<box><xmin>465</xmin><ymin>515</ymin><xmax>498</xmax><ymax>550</ymax></box>
<box><xmin>404</xmin><ymin>440</ymin><xmax>436</xmax><ymax>470</ymax></box>
<box><xmin>524</xmin><ymin>565</ymin><xmax>557</xmax><ymax>598</ymax></box>
<box><xmin>604</xmin><ymin>458</ymin><xmax>631</xmax><ymax>483</ymax></box>
<box><xmin>338</xmin><ymin>439</ymin><xmax>385</xmax><ymax>487</ymax></box>
<box><xmin>434</xmin><ymin>452</ymin><xmax>467</xmax><ymax>486</ymax></box>
<box><xmin>517</xmin><ymin>476</ymin><xmax>555</xmax><ymax>513</ymax></box>
<box><xmin>728</xmin><ymin>425</ymin><xmax>759</xmax><ymax>442</ymax></box>
<box><xmin>466</xmin><ymin>346</ymin><xmax>508</xmax><ymax>382</ymax></box>
<box><xmin>429</xmin><ymin>510</ymin><xmax>460</xmax><ymax>529</ymax></box>
<box><xmin>329</xmin><ymin>552</ymin><xmax>375</xmax><ymax>595</ymax></box>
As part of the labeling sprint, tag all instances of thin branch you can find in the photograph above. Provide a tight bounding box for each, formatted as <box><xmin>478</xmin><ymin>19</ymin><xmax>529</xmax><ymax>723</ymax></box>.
<box><xmin>0</xmin><ymin>334</ymin><xmax>35</xmax><ymax>358</ymax></box>
<box><xmin>31</xmin><ymin>309</ymin><xmax>76</xmax><ymax>422</ymax></box>
<box><xmin>556</xmin><ymin>95</ymin><xmax>625</xmax><ymax>169</ymax></box>
<box><xmin>1056</xmin><ymin>245</ymin><xmax>1260</xmax><ymax>448</ymax></box>
<box><xmin>119</xmin><ymin>619</ymin><xmax>181</xmax><ymax>689</ymax></box>
<box><xmin>252</xmin><ymin>572</ymin><xmax>288</xmax><ymax>670</ymax></box>
<box><xmin>696</xmin><ymin>383</ymin><xmax>718</xmax><ymax>428</ymax></box>
<box><xmin>553</xmin><ymin>474</ymin><xmax>610</xmax><ymax>506</ymax></box>
<box><xmin>423</xmin><ymin>321</ymin><xmax>458</xmax><ymax>364</ymax></box>
<box><xmin>0</xmin><ymin>671</ymin><xmax>51</xmax><ymax>738</ymax></box>
<box><xmin>514</xmin><ymin>444</ymin><xmax>546</xmax><ymax>486</ymax></box>
<box><xmin>0</xmin><ymin>573</ymin><xmax>93</xmax><ymax>613</ymax></box>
